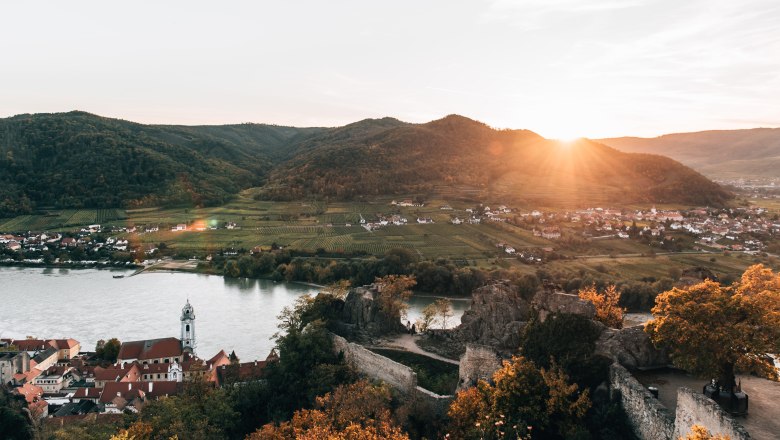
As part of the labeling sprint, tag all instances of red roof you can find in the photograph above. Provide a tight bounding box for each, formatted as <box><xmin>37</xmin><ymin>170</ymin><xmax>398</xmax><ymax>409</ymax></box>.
<box><xmin>52</xmin><ymin>339</ymin><xmax>80</xmax><ymax>350</ymax></box>
<box><xmin>94</xmin><ymin>364</ymin><xmax>140</xmax><ymax>382</ymax></box>
<box><xmin>72</xmin><ymin>387</ymin><xmax>102</xmax><ymax>400</ymax></box>
<box><xmin>11</xmin><ymin>339</ymin><xmax>56</xmax><ymax>351</ymax></box>
<box><xmin>14</xmin><ymin>383</ymin><xmax>43</xmax><ymax>403</ymax></box>
<box><xmin>100</xmin><ymin>381</ymin><xmax>181</xmax><ymax>403</ymax></box>
<box><xmin>117</xmin><ymin>337</ymin><xmax>183</xmax><ymax>361</ymax></box>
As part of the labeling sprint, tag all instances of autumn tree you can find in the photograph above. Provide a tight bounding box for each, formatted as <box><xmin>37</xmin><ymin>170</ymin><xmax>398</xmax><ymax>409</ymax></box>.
<box><xmin>374</xmin><ymin>275</ymin><xmax>416</xmax><ymax>331</ymax></box>
<box><xmin>417</xmin><ymin>302</ymin><xmax>437</xmax><ymax>332</ymax></box>
<box><xmin>646</xmin><ymin>265</ymin><xmax>780</xmax><ymax>392</ymax></box>
<box><xmin>251</xmin><ymin>381</ymin><xmax>409</xmax><ymax>440</ymax></box>
<box><xmin>578</xmin><ymin>284</ymin><xmax>625</xmax><ymax>328</ymax></box>
<box><xmin>434</xmin><ymin>297</ymin><xmax>453</xmax><ymax>328</ymax></box>
<box><xmin>447</xmin><ymin>356</ymin><xmax>591</xmax><ymax>439</ymax></box>
<box><xmin>679</xmin><ymin>424</ymin><xmax>731</xmax><ymax>440</ymax></box>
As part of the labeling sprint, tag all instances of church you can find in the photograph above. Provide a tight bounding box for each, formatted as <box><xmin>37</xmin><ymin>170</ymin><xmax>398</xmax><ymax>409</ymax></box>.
<box><xmin>116</xmin><ymin>300</ymin><xmax>219</xmax><ymax>373</ymax></box>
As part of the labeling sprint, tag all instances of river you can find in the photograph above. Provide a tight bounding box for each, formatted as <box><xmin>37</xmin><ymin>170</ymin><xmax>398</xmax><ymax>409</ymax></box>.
<box><xmin>0</xmin><ymin>267</ymin><xmax>469</xmax><ymax>361</ymax></box>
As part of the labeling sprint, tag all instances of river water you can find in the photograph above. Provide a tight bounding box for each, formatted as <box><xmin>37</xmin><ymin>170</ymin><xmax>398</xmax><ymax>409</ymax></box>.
<box><xmin>0</xmin><ymin>267</ymin><xmax>469</xmax><ymax>361</ymax></box>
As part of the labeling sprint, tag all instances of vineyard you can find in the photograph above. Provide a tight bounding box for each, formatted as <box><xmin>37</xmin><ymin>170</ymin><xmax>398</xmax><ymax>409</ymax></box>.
<box><xmin>0</xmin><ymin>194</ymin><xmax>560</xmax><ymax>260</ymax></box>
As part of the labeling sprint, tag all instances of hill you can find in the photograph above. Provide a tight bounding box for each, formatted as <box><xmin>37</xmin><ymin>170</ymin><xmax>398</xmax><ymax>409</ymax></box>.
<box><xmin>0</xmin><ymin>112</ymin><xmax>732</xmax><ymax>217</ymax></box>
<box><xmin>259</xmin><ymin>115</ymin><xmax>732</xmax><ymax>206</ymax></box>
<box><xmin>0</xmin><ymin>112</ymin><xmax>323</xmax><ymax>216</ymax></box>
<box><xmin>598</xmin><ymin>128</ymin><xmax>780</xmax><ymax>179</ymax></box>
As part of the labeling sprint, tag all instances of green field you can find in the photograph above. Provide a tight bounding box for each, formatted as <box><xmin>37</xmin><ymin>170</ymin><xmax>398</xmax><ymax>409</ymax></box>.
<box><xmin>2</xmin><ymin>193</ymin><xmax>777</xmax><ymax>279</ymax></box>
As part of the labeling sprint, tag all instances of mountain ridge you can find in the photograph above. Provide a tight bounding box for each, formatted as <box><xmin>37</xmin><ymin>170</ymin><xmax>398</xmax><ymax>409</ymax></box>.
<box><xmin>0</xmin><ymin>111</ymin><xmax>732</xmax><ymax>217</ymax></box>
<box><xmin>597</xmin><ymin>127</ymin><xmax>780</xmax><ymax>179</ymax></box>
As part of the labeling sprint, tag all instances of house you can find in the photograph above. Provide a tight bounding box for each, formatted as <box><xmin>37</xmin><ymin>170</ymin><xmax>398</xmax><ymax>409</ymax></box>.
<box><xmin>216</xmin><ymin>350</ymin><xmax>279</xmax><ymax>386</ymax></box>
<box><xmin>13</xmin><ymin>382</ymin><xmax>47</xmax><ymax>418</ymax></box>
<box><xmin>52</xmin><ymin>339</ymin><xmax>81</xmax><ymax>360</ymax></box>
<box><xmin>70</xmin><ymin>387</ymin><xmax>102</xmax><ymax>403</ymax></box>
<box><xmin>541</xmin><ymin>228</ymin><xmax>561</xmax><ymax>240</ymax></box>
<box><xmin>504</xmin><ymin>246</ymin><xmax>516</xmax><ymax>254</ymax></box>
<box><xmin>100</xmin><ymin>381</ymin><xmax>182</xmax><ymax>413</ymax></box>
<box><xmin>172</xmin><ymin>224</ymin><xmax>187</xmax><ymax>231</ymax></box>
<box><xmin>60</xmin><ymin>237</ymin><xmax>77</xmax><ymax>247</ymax></box>
<box><xmin>34</xmin><ymin>366</ymin><xmax>74</xmax><ymax>394</ymax></box>
<box><xmin>31</xmin><ymin>347</ymin><xmax>59</xmax><ymax>371</ymax></box>
<box><xmin>416</xmin><ymin>218</ymin><xmax>434</xmax><ymax>224</ymax></box>
<box><xmin>451</xmin><ymin>217</ymin><xmax>462</xmax><ymax>225</ymax></box>
<box><xmin>94</xmin><ymin>363</ymin><xmax>142</xmax><ymax>388</ymax></box>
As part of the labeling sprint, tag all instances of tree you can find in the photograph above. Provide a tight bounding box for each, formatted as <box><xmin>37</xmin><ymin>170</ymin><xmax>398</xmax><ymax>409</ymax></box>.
<box><xmin>416</xmin><ymin>303</ymin><xmax>437</xmax><ymax>332</ymax></box>
<box><xmin>679</xmin><ymin>424</ymin><xmax>731</xmax><ymax>440</ymax></box>
<box><xmin>578</xmin><ymin>284</ymin><xmax>625</xmax><ymax>328</ymax></box>
<box><xmin>322</xmin><ymin>279</ymin><xmax>351</xmax><ymax>300</ymax></box>
<box><xmin>374</xmin><ymin>275</ymin><xmax>416</xmax><ymax>327</ymax></box>
<box><xmin>434</xmin><ymin>298</ymin><xmax>453</xmax><ymax>329</ymax></box>
<box><xmin>95</xmin><ymin>338</ymin><xmax>121</xmax><ymax>363</ymax></box>
<box><xmin>447</xmin><ymin>356</ymin><xmax>590</xmax><ymax>439</ymax></box>
<box><xmin>0</xmin><ymin>387</ymin><xmax>35</xmax><ymax>440</ymax></box>
<box><xmin>646</xmin><ymin>265</ymin><xmax>780</xmax><ymax>392</ymax></box>
<box><xmin>250</xmin><ymin>381</ymin><xmax>409</xmax><ymax>440</ymax></box>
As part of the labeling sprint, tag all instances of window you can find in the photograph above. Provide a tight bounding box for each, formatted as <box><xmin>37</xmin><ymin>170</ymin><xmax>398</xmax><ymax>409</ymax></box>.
<box><xmin>157</xmin><ymin>374</ymin><xmax>161</xmax><ymax>379</ymax></box>
<box><xmin>186</xmin><ymin>324</ymin><xmax>190</xmax><ymax>332</ymax></box>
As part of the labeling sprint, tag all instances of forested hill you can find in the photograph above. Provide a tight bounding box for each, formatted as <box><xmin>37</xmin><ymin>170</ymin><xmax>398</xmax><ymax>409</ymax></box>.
<box><xmin>0</xmin><ymin>111</ymin><xmax>732</xmax><ymax>217</ymax></box>
<box><xmin>0</xmin><ymin>112</ymin><xmax>324</xmax><ymax>216</ymax></box>
<box><xmin>598</xmin><ymin>128</ymin><xmax>780</xmax><ymax>179</ymax></box>
<box><xmin>259</xmin><ymin>114</ymin><xmax>732</xmax><ymax>206</ymax></box>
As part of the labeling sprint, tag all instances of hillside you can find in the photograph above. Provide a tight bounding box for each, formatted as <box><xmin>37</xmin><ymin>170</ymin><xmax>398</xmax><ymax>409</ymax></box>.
<box><xmin>259</xmin><ymin>115</ymin><xmax>732</xmax><ymax>206</ymax></box>
<box><xmin>0</xmin><ymin>112</ymin><xmax>732</xmax><ymax>217</ymax></box>
<box><xmin>598</xmin><ymin>128</ymin><xmax>780</xmax><ymax>179</ymax></box>
<box><xmin>0</xmin><ymin>112</ymin><xmax>322</xmax><ymax>216</ymax></box>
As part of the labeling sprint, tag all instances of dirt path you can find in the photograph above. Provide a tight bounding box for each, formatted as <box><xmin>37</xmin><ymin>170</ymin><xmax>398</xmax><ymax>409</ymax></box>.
<box><xmin>374</xmin><ymin>334</ymin><xmax>460</xmax><ymax>365</ymax></box>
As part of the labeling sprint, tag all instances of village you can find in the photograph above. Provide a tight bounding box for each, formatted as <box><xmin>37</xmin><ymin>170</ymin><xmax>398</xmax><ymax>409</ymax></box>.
<box><xmin>0</xmin><ymin>301</ymin><xmax>277</xmax><ymax>423</ymax></box>
<box><xmin>1</xmin><ymin>200</ymin><xmax>779</xmax><ymax>268</ymax></box>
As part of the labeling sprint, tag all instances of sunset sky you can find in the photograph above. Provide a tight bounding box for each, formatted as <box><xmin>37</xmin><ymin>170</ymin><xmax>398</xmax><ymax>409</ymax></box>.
<box><xmin>2</xmin><ymin>0</ymin><xmax>779</xmax><ymax>139</ymax></box>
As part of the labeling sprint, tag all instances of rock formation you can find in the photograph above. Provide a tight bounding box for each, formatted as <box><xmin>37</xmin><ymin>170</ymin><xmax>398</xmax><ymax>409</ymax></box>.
<box><xmin>596</xmin><ymin>325</ymin><xmax>670</xmax><ymax>369</ymax></box>
<box><xmin>457</xmin><ymin>281</ymin><xmax>531</xmax><ymax>350</ymax></box>
<box><xmin>341</xmin><ymin>284</ymin><xmax>406</xmax><ymax>336</ymax></box>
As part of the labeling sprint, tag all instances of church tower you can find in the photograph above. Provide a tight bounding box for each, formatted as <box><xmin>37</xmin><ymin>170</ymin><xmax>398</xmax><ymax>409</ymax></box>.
<box><xmin>181</xmin><ymin>300</ymin><xmax>196</xmax><ymax>354</ymax></box>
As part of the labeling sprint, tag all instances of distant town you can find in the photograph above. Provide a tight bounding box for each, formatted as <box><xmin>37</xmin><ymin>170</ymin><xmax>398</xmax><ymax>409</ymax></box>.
<box><xmin>1</xmin><ymin>200</ymin><xmax>778</xmax><ymax>268</ymax></box>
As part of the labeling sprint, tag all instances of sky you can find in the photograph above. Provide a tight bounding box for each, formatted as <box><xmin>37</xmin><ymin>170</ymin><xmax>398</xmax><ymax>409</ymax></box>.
<box><xmin>1</xmin><ymin>0</ymin><xmax>779</xmax><ymax>139</ymax></box>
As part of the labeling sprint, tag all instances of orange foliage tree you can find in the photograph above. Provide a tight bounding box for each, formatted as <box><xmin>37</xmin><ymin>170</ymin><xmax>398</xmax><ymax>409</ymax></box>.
<box><xmin>447</xmin><ymin>356</ymin><xmax>590</xmax><ymax>439</ymax></box>
<box><xmin>646</xmin><ymin>264</ymin><xmax>780</xmax><ymax>391</ymax></box>
<box><xmin>250</xmin><ymin>380</ymin><xmax>409</xmax><ymax>440</ymax></box>
<box><xmin>679</xmin><ymin>424</ymin><xmax>731</xmax><ymax>440</ymax></box>
<box><xmin>578</xmin><ymin>284</ymin><xmax>625</xmax><ymax>328</ymax></box>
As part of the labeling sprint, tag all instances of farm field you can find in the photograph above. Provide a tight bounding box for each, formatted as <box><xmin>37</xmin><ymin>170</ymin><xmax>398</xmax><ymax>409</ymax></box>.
<box><xmin>3</xmin><ymin>193</ymin><xmax>776</xmax><ymax>280</ymax></box>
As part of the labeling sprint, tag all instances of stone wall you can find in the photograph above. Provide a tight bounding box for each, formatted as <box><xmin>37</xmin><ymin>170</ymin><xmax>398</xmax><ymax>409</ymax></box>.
<box><xmin>414</xmin><ymin>386</ymin><xmax>455</xmax><ymax>417</ymax></box>
<box><xmin>332</xmin><ymin>334</ymin><xmax>417</xmax><ymax>393</ymax></box>
<box><xmin>674</xmin><ymin>387</ymin><xmax>751</xmax><ymax>440</ymax></box>
<box><xmin>457</xmin><ymin>344</ymin><xmax>502</xmax><ymax>390</ymax></box>
<box><xmin>609</xmin><ymin>363</ymin><xmax>675</xmax><ymax>440</ymax></box>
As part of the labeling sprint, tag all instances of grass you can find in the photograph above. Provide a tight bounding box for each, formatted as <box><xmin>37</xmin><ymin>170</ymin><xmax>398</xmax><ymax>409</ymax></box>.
<box><xmin>369</xmin><ymin>348</ymin><xmax>459</xmax><ymax>396</ymax></box>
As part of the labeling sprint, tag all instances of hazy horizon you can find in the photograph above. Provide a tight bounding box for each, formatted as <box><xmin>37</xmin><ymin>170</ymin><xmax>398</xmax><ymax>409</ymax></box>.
<box><xmin>2</xmin><ymin>0</ymin><xmax>779</xmax><ymax>139</ymax></box>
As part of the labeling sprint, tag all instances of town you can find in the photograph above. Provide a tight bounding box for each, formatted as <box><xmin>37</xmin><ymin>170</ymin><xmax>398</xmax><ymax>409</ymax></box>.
<box><xmin>0</xmin><ymin>301</ymin><xmax>277</xmax><ymax>422</ymax></box>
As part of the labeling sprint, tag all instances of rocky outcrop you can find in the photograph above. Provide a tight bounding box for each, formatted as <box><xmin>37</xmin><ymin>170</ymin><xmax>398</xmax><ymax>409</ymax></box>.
<box><xmin>596</xmin><ymin>325</ymin><xmax>669</xmax><ymax>369</ymax></box>
<box><xmin>341</xmin><ymin>284</ymin><xmax>406</xmax><ymax>336</ymax></box>
<box><xmin>457</xmin><ymin>281</ymin><xmax>531</xmax><ymax>350</ymax></box>
<box><xmin>532</xmin><ymin>290</ymin><xmax>595</xmax><ymax>323</ymax></box>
